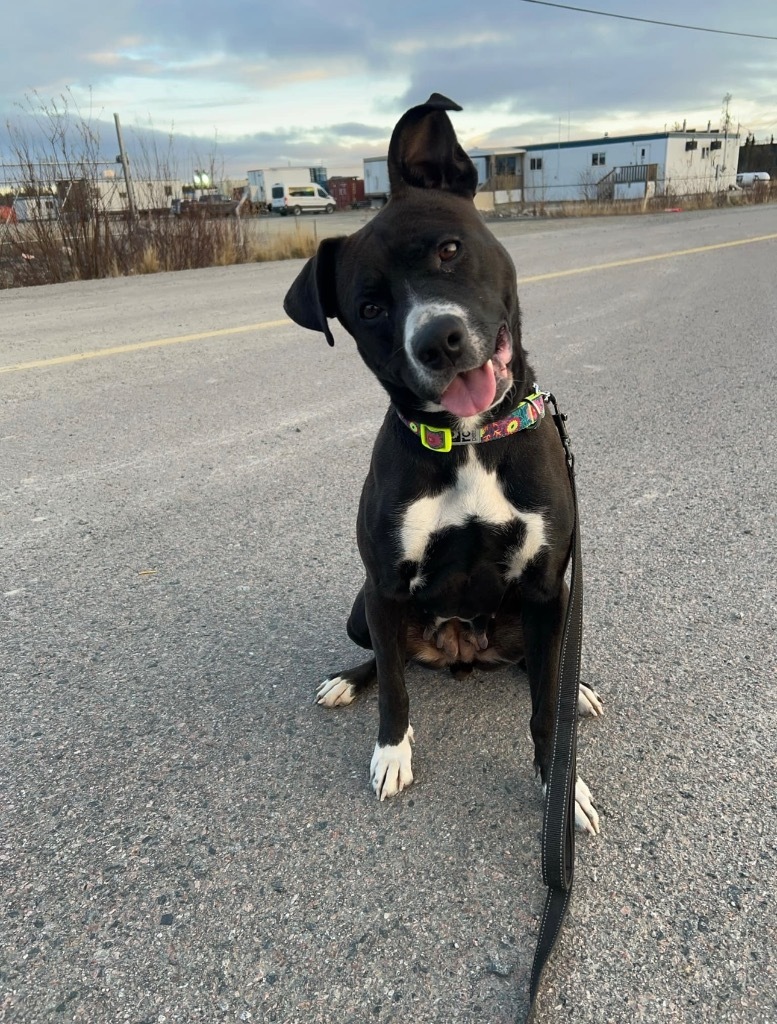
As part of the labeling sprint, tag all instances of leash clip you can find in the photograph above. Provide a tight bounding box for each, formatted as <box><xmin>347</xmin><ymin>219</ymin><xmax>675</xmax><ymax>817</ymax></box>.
<box><xmin>542</xmin><ymin>389</ymin><xmax>574</xmax><ymax>470</ymax></box>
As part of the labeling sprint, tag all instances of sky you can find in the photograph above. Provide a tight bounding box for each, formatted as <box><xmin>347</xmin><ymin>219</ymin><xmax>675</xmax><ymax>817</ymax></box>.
<box><xmin>2</xmin><ymin>1</ymin><xmax>776</xmax><ymax>182</ymax></box>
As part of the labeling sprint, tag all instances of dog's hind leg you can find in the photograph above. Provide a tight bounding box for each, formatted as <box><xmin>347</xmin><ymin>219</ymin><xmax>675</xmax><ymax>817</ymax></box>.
<box><xmin>315</xmin><ymin>585</ymin><xmax>378</xmax><ymax>706</ymax></box>
<box><xmin>578</xmin><ymin>682</ymin><xmax>604</xmax><ymax>717</ymax></box>
<box><xmin>316</xmin><ymin>585</ymin><xmax>377</xmax><ymax>706</ymax></box>
<box><xmin>316</xmin><ymin>658</ymin><xmax>377</xmax><ymax>707</ymax></box>
<box><xmin>346</xmin><ymin>584</ymin><xmax>373</xmax><ymax>650</ymax></box>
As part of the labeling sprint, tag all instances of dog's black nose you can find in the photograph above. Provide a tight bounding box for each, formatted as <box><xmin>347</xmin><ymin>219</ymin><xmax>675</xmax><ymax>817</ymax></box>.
<box><xmin>412</xmin><ymin>315</ymin><xmax>467</xmax><ymax>370</ymax></box>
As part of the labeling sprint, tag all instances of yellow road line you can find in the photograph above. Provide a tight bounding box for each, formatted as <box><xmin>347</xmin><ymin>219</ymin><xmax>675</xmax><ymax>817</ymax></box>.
<box><xmin>0</xmin><ymin>318</ymin><xmax>291</xmax><ymax>375</ymax></box>
<box><xmin>516</xmin><ymin>232</ymin><xmax>777</xmax><ymax>283</ymax></box>
<box><xmin>2</xmin><ymin>231</ymin><xmax>776</xmax><ymax>375</ymax></box>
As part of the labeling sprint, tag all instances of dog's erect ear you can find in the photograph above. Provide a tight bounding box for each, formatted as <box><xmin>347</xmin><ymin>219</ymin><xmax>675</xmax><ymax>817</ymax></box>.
<box><xmin>388</xmin><ymin>93</ymin><xmax>478</xmax><ymax>199</ymax></box>
<box><xmin>283</xmin><ymin>236</ymin><xmax>343</xmax><ymax>347</ymax></box>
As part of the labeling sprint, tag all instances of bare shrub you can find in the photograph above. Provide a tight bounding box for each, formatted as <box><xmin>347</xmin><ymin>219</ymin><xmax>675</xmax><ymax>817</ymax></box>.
<box><xmin>0</xmin><ymin>93</ymin><xmax>318</xmax><ymax>289</ymax></box>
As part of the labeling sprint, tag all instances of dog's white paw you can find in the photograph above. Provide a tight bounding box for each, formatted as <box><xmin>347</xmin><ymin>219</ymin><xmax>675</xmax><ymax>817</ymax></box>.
<box><xmin>370</xmin><ymin>726</ymin><xmax>414</xmax><ymax>801</ymax></box>
<box><xmin>578</xmin><ymin>683</ymin><xmax>604</xmax><ymax>717</ymax></box>
<box><xmin>542</xmin><ymin>775</ymin><xmax>600</xmax><ymax>835</ymax></box>
<box><xmin>316</xmin><ymin>675</ymin><xmax>357</xmax><ymax>708</ymax></box>
<box><xmin>574</xmin><ymin>776</ymin><xmax>600</xmax><ymax>835</ymax></box>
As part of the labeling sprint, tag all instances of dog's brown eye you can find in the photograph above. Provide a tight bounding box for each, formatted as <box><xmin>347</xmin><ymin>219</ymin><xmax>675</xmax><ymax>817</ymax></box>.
<box><xmin>439</xmin><ymin>241</ymin><xmax>460</xmax><ymax>262</ymax></box>
<box><xmin>360</xmin><ymin>303</ymin><xmax>384</xmax><ymax>320</ymax></box>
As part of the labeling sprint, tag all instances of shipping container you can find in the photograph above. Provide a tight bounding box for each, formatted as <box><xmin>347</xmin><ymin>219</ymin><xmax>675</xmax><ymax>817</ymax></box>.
<box><xmin>327</xmin><ymin>176</ymin><xmax>366</xmax><ymax>208</ymax></box>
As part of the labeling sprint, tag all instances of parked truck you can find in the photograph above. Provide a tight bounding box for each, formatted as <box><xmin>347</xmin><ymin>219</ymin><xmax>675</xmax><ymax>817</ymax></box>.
<box><xmin>246</xmin><ymin>166</ymin><xmax>327</xmax><ymax>209</ymax></box>
<box><xmin>363</xmin><ymin>157</ymin><xmax>391</xmax><ymax>207</ymax></box>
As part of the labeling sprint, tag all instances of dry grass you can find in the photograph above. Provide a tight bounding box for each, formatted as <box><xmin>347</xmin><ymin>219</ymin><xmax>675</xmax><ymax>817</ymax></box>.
<box><xmin>0</xmin><ymin>214</ymin><xmax>319</xmax><ymax>289</ymax></box>
<box><xmin>503</xmin><ymin>182</ymin><xmax>777</xmax><ymax>221</ymax></box>
<box><xmin>137</xmin><ymin>243</ymin><xmax>161</xmax><ymax>275</ymax></box>
<box><xmin>250</xmin><ymin>227</ymin><xmax>320</xmax><ymax>262</ymax></box>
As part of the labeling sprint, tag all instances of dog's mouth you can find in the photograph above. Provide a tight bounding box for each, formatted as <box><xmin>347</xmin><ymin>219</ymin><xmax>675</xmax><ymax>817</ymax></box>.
<box><xmin>438</xmin><ymin>325</ymin><xmax>513</xmax><ymax>418</ymax></box>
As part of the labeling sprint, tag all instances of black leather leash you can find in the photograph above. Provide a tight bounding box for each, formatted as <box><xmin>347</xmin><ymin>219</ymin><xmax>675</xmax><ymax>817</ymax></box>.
<box><xmin>526</xmin><ymin>392</ymin><xmax>584</xmax><ymax>1022</ymax></box>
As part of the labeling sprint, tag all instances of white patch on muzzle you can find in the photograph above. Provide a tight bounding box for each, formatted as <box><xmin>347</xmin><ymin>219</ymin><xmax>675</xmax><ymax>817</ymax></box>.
<box><xmin>403</xmin><ymin>294</ymin><xmax>488</xmax><ymax>390</ymax></box>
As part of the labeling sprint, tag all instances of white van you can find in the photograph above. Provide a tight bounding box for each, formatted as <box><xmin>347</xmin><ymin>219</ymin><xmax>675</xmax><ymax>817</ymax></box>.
<box><xmin>271</xmin><ymin>183</ymin><xmax>336</xmax><ymax>215</ymax></box>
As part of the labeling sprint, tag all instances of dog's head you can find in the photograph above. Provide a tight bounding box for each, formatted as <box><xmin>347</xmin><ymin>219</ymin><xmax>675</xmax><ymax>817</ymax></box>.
<box><xmin>283</xmin><ymin>93</ymin><xmax>526</xmax><ymax>421</ymax></box>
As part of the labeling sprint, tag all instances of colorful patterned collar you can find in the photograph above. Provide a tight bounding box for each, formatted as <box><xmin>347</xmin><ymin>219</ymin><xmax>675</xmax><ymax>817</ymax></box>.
<box><xmin>395</xmin><ymin>388</ymin><xmax>546</xmax><ymax>452</ymax></box>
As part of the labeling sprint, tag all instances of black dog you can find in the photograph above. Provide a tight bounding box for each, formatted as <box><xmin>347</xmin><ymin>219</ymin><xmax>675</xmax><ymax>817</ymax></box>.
<box><xmin>284</xmin><ymin>94</ymin><xmax>600</xmax><ymax>832</ymax></box>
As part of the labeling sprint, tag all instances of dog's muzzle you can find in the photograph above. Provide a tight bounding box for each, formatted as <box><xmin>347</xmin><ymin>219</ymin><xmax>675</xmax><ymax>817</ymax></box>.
<box><xmin>411</xmin><ymin>314</ymin><xmax>470</xmax><ymax>372</ymax></box>
<box><xmin>408</xmin><ymin>318</ymin><xmax>513</xmax><ymax>418</ymax></box>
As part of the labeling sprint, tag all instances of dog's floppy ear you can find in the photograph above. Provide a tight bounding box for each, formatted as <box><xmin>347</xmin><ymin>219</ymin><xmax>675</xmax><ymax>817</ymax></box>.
<box><xmin>388</xmin><ymin>93</ymin><xmax>478</xmax><ymax>199</ymax></box>
<box><xmin>283</xmin><ymin>236</ymin><xmax>343</xmax><ymax>347</ymax></box>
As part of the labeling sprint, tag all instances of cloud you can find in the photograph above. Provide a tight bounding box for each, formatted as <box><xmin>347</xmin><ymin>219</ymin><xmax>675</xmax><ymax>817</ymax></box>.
<box><xmin>3</xmin><ymin>0</ymin><xmax>776</xmax><ymax>180</ymax></box>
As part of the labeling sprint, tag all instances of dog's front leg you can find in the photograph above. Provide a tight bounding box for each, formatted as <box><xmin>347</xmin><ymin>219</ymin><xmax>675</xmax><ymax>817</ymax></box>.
<box><xmin>364</xmin><ymin>580</ymin><xmax>414</xmax><ymax>800</ymax></box>
<box><xmin>522</xmin><ymin>588</ymin><xmax>565</xmax><ymax>783</ymax></box>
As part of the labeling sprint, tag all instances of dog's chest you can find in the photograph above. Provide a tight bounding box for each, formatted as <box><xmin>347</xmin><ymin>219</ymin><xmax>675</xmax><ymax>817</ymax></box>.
<box><xmin>398</xmin><ymin>450</ymin><xmax>546</xmax><ymax>584</ymax></box>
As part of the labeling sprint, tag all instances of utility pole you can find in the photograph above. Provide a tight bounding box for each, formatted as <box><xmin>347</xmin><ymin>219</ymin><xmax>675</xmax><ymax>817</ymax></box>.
<box><xmin>722</xmin><ymin>93</ymin><xmax>733</xmax><ymax>136</ymax></box>
<box><xmin>113</xmin><ymin>113</ymin><xmax>137</xmax><ymax>223</ymax></box>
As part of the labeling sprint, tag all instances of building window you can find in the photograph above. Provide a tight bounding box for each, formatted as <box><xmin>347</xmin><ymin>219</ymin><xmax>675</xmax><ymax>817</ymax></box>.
<box><xmin>592</xmin><ymin>152</ymin><xmax>606</xmax><ymax>166</ymax></box>
<box><xmin>641</xmin><ymin>148</ymin><xmax>646</xmax><ymax>159</ymax></box>
<box><xmin>530</xmin><ymin>157</ymin><xmax>543</xmax><ymax>171</ymax></box>
<box><xmin>702</xmin><ymin>147</ymin><xmax>710</xmax><ymax>159</ymax></box>
<box><xmin>495</xmin><ymin>154</ymin><xmax>519</xmax><ymax>176</ymax></box>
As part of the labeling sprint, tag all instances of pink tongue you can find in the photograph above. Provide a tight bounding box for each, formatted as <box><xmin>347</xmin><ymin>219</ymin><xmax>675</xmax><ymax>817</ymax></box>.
<box><xmin>439</xmin><ymin>360</ymin><xmax>496</xmax><ymax>417</ymax></box>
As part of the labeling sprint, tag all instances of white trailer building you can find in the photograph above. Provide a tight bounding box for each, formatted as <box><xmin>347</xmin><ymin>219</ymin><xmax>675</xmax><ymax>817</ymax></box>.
<box><xmin>98</xmin><ymin>177</ymin><xmax>183</xmax><ymax>213</ymax></box>
<box><xmin>0</xmin><ymin>176</ymin><xmax>183</xmax><ymax>220</ymax></box>
<box><xmin>363</xmin><ymin>148</ymin><xmax>525</xmax><ymax>207</ymax></box>
<box><xmin>521</xmin><ymin>129</ymin><xmax>741</xmax><ymax>203</ymax></box>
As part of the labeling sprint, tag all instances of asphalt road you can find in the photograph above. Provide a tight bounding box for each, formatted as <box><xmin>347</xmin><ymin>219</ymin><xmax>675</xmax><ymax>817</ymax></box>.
<box><xmin>1</xmin><ymin>204</ymin><xmax>776</xmax><ymax>1024</ymax></box>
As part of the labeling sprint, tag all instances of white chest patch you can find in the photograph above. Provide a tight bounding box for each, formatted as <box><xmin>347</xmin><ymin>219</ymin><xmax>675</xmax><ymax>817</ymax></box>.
<box><xmin>399</xmin><ymin>449</ymin><xmax>547</xmax><ymax>583</ymax></box>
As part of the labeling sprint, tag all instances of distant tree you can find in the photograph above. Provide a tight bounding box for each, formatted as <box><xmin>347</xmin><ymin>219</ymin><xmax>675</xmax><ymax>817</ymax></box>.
<box><xmin>578</xmin><ymin>168</ymin><xmax>601</xmax><ymax>201</ymax></box>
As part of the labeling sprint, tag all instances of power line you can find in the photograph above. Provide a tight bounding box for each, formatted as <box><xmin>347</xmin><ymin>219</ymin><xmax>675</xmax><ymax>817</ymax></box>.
<box><xmin>517</xmin><ymin>0</ymin><xmax>777</xmax><ymax>40</ymax></box>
